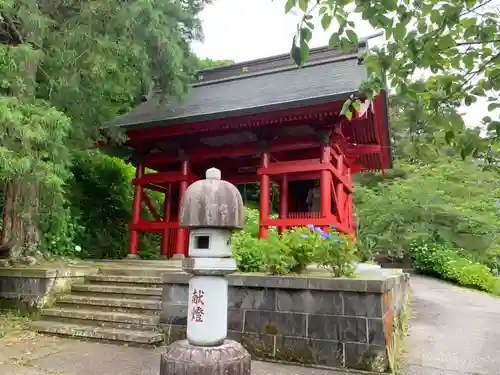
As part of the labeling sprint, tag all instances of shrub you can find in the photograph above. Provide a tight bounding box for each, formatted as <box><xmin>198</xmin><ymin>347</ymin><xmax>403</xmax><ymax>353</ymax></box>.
<box><xmin>354</xmin><ymin>160</ymin><xmax>500</xmax><ymax>264</ymax></box>
<box><xmin>231</xmin><ymin>229</ymin><xmax>266</xmax><ymax>272</ymax></box>
<box><xmin>410</xmin><ymin>242</ymin><xmax>500</xmax><ymax>294</ymax></box>
<box><xmin>232</xmin><ymin>219</ymin><xmax>358</xmax><ymax>277</ymax></box>
<box><xmin>314</xmin><ymin>229</ymin><xmax>358</xmax><ymax>277</ymax></box>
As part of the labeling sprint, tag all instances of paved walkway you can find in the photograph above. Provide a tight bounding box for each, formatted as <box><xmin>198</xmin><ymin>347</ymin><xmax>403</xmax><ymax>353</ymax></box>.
<box><xmin>0</xmin><ymin>333</ymin><xmax>335</xmax><ymax>375</ymax></box>
<box><xmin>402</xmin><ymin>275</ymin><xmax>500</xmax><ymax>375</ymax></box>
<box><xmin>2</xmin><ymin>275</ymin><xmax>500</xmax><ymax>375</ymax></box>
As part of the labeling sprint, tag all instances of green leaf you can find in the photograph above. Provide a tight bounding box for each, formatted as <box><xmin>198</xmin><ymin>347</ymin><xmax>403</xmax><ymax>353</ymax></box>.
<box><xmin>362</xmin><ymin>7</ymin><xmax>377</xmax><ymax>20</ymax></box>
<box><xmin>445</xmin><ymin>130</ymin><xmax>454</xmax><ymax>144</ymax></box>
<box><xmin>482</xmin><ymin>116</ymin><xmax>492</xmax><ymax>123</ymax></box>
<box><xmin>301</xmin><ymin>27</ymin><xmax>312</xmax><ymax>42</ymax></box>
<box><xmin>328</xmin><ymin>32</ymin><xmax>339</xmax><ymax>48</ymax></box>
<box><xmin>298</xmin><ymin>0</ymin><xmax>308</xmax><ymax>12</ymax></box>
<box><xmin>285</xmin><ymin>0</ymin><xmax>297</xmax><ymax>13</ymax></box>
<box><xmin>352</xmin><ymin>99</ymin><xmax>361</xmax><ymax>112</ymax></box>
<box><xmin>346</xmin><ymin>29</ymin><xmax>358</xmax><ymax>45</ymax></box>
<box><xmin>291</xmin><ymin>36</ymin><xmax>303</xmax><ymax>66</ymax></box>
<box><xmin>487</xmin><ymin>103</ymin><xmax>499</xmax><ymax>111</ymax></box>
<box><xmin>463</xmin><ymin>53</ymin><xmax>475</xmax><ymax>70</ymax></box>
<box><xmin>305</xmin><ymin>21</ymin><xmax>315</xmax><ymax>30</ymax></box>
<box><xmin>393</xmin><ymin>22</ymin><xmax>406</xmax><ymax>41</ymax></box>
<box><xmin>464</xmin><ymin>95</ymin><xmax>474</xmax><ymax>106</ymax></box>
<box><xmin>321</xmin><ymin>14</ymin><xmax>332</xmax><ymax>30</ymax></box>
<box><xmin>300</xmin><ymin>37</ymin><xmax>310</xmax><ymax>63</ymax></box>
<box><xmin>464</xmin><ymin>25</ymin><xmax>477</xmax><ymax>39</ymax></box>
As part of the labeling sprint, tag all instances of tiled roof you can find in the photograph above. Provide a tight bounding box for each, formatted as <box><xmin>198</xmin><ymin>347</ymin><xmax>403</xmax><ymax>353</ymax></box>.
<box><xmin>109</xmin><ymin>44</ymin><xmax>368</xmax><ymax>130</ymax></box>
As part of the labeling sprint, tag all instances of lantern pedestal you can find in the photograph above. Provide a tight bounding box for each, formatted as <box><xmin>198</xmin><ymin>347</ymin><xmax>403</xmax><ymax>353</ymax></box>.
<box><xmin>159</xmin><ymin>168</ymin><xmax>250</xmax><ymax>375</ymax></box>
<box><xmin>160</xmin><ymin>340</ymin><xmax>251</xmax><ymax>375</ymax></box>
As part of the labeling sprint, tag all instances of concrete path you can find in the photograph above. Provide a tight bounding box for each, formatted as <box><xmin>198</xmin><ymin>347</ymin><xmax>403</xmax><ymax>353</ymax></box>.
<box><xmin>402</xmin><ymin>275</ymin><xmax>500</xmax><ymax>375</ymax></box>
<box><xmin>0</xmin><ymin>333</ymin><xmax>336</xmax><ymax>375</ymax></box>
<box><xmin>3</xmin><ymin>274</ymin><xmax>500</xmax><ymax>375</ymax></box>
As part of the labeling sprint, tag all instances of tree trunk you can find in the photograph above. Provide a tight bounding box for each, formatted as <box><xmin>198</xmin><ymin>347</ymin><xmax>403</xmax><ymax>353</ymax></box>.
<box><xmin>0</xmin><ymin>181</ymin><xmax>40</xmax><ymax>260</ymax></box>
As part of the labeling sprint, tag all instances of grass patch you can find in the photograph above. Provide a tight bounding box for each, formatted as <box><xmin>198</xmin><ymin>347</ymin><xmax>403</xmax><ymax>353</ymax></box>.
<box><xmin>0</xmin><ymin>311</ymin><xmax>32</xmax><ymax>339</ymax></box>
<box><xmin>387</xmin><ymin>288</ymin><xmax>411</xmax><ymax>374</ymax></box>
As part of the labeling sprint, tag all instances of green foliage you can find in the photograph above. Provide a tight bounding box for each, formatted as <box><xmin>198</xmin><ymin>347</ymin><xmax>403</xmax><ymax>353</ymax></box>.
<box><xmin>0</xmin><ymin>0</ymin><xmax>209</xmax><ymax>255</ymax></box>
<box><xmin>197</xmin><ymin>58</ymin><xmax>234</xmax><ymax>69</ymax></box>
<box><xmin>66</xmin><ymin>151</ymin><xmax>161</xmax><ymax>259</ymax></box>
<box><xmin>354</xmin><ymin>158</ymin><xmax>500</xmax><ymax>262</ymax></box>
<box><xmin>410</xmin><ymin>242</ymin><xmax>500</xmax><ymax>295</ymax></box>
<box><xmin>315</xmin><ymin>230</ymin><xmax>357</xmax><ymax>277</ymax></box>
<box><xmin>232</xmin><ymin>213</ymin><xmax>358</xmax><ymax>277</ymax></box>
<box><xmin>287</xmin><ymin>0</ymin><xmax>500</xmax><ymax>161</ymax></box>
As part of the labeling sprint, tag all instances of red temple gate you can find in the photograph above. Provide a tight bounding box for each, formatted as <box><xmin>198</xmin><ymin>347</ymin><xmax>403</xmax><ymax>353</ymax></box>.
<box><xmin>107</xmin><ymin>42</ymin><xmax>391</xmax><ymax>258</ymax></box>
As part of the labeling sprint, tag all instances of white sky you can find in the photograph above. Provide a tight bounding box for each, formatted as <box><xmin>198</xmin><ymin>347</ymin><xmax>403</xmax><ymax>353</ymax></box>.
<box><xmin>191</xmin><ymin>0</ymin><xmax>490</xmax><ymax>128</ymax></box>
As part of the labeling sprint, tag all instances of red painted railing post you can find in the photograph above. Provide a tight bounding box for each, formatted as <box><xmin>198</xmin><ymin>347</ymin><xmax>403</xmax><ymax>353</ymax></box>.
<box><xmin>278</xmin><ymin>174</ymin><xmax>288</xmax><ymax>234</ymax></box>
<box><xmin>174</xmin><ymin>160</ymin><xmax>189</xmax><ymax>259</ymax></box>
<box><xmin>259</xmin><ymin>151</ymin><xmax>270</xmax><ymax>239</ymax></box>
<box><xmin>160</xmin><ymin>183</ymin><xmax>172</xmax><ymax>258</ymax></box>
<box><xmin>127</xmin><ymin>163</ymin><xmax>144</xmax><ymax>258</ymax></box>
<box><xmin>320</xmin><ymin>143</ymin><xmax>332</xmax><ymax>222</ymax></box>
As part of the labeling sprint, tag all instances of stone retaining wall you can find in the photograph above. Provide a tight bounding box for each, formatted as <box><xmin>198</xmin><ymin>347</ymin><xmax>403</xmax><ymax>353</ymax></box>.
<box><xmin>161</xmin><ymin>271</ymin><xmax>410</xmax><ymax>373</ymax></box>
<box><xmin>0</xmin><ymin>267</ymin><xmax>91</xmax><ymax>311</ymax></box>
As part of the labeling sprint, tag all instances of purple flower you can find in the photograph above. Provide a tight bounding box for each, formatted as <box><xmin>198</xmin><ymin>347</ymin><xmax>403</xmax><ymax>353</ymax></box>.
<box><xmin>314</xmin><ymin>227</ymin><xmax>332</xmax><ymax>240</ymax></box>
<box><xmin>336</xmin><ymin>239</ymin><xmax>342</xmax><ymax>244</ymax></box>
<box><xmin>329</xmin><ymin>225</ymin><xmax>336</xmax><ymax>229</ymax></box>
<box><xmin>306</xmin><ymin>224</ymin><xmax>315</xmax><ymax>231</ymax></box>
<box><xmin>300</xmin><ymin>234</ymin><xmax>308</xmax><ymax>239</ymax></box>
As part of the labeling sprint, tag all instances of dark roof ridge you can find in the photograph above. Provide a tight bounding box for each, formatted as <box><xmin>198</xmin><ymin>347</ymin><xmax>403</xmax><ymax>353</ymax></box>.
<box><xmin>197</xmin><ymin>38</ymin><xmax>370</xmax><ymax>75</ymax></box>
<box><xmin>193</xmin><ymin>51</ymin><xmax>361</xmax><ymax>88</ymax></box>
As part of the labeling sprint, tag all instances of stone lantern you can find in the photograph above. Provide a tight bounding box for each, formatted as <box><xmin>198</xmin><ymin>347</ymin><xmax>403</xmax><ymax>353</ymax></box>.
<box><xmin>160</xmin><ymin>167</ymin><xmax>251</xmax><ymax>375</ymax></box>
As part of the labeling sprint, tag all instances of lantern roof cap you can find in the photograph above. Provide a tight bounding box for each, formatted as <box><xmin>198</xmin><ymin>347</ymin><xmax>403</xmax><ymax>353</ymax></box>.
<box><xmin>180</xmin><ymin>168</ymin><xmax>244</xmax><ymax>229</ymax></box>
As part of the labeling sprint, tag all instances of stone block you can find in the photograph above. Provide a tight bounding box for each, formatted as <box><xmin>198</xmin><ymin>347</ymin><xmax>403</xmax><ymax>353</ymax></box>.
<box><xmin>344</xmin><ymin>342</ymin><xmax>387</xmax><ymax>372</ymax></box>
<box><xmin>229</xmin><ymin>331</ymin><xmax>275</xmax><ymax>359</ymax></box>
<box><xmin>162</xmin><ymin>324</ymin><xmax>187</xmax><ymax>344</ymax></box>
<box><xmin>308</xmin><ymin>314</ymin><xmax>367</xmax><ymax>343</ymax></box>
<box><xmin>161</xmin><ymin>304</ymin><xmax>188</xmax><ymax>325</ymax></box>
<box><xmin>227</xmin><ymin>308</ymin><xmax>244</xmax><ymax>332</ymax></box>
<box><xmin>343</xmin><ymin>292</ymin><xmax>383</xmax><ymax>317</ymax></box>
<box><xmin>276</xmin><ymin>289</ymin><xmax>343</xmax><ymax>314</ymax></box>
<box><xmin>244</xmin><ymin>310</ymin><xmax>306</xmax><ymax>337</ymax></box>
<box><xmin>228</xmin><ymin>287</ymin><xmax>276</xmax><ymax>310</ymax></box>
<box><xmin>163</xmin><ymin>285</ymin><xmax>189</xmax><ymax>305</ymax></box>
<box><xmin>162</xmin><ymin>273</ymin><xmax>190</xmax><ymax>284</ymax></box>
<box><xmin>275</xmin><ymin>336</ymin><xmax>344</xmax><ymax>368</ymax></box>
<box><xmin>0</xmin><ymin>277</ymin><xmax>51</xmax><ymax>296</ymax></box>
<box><xmin>306</xmin><ymin>277</ymin><xmax>368</xmax><ymax>292</ymax></box>
<box><xmin>367</xmin><ymin>318</ymin><xmax>385</xmax><ymax>346</ymax></box>
<box><xmin>229</xmin><ymin>275</ymin><xmax>307</xmax><ymax>289</ymax></box>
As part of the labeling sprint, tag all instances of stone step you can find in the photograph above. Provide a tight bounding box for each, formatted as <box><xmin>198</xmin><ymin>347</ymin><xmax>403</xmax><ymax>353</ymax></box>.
<box><xmin>32</xmin><ymin>320</ymin><xmax>163</xmax><ymax>345</ymax></box>
<box><xmin>71</xmin><ymin>283</ymin><xmax>162</xmax><ymax>300</ymax></box>
<box><xmin>98</xmin><ymin>267</ymin><xmax>181</xmax><ymax>277</ymax></box>
<box><xmin>41</xmin><ymin>307</ymin><xmax>160</xmax><ymax>330</ymax></box>
<box><xmin>56</xmin><ymin>295</ymin><xmax>161</xmax><ymax>315</ymax></box>
<box><xmin>85</xmin><ymin>274</ymin><xmax>163</xmax><ymax>287</ymax></box>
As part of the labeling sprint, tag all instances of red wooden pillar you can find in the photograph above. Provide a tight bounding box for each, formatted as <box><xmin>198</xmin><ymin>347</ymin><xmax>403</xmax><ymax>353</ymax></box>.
<box><xmin>336</xmin><ymin>153</ymin><xmax>345</xmax><ymax>225</ymax></box>
<box><xmin>278</xmin><ymin>174</ymin><xmax>288</xmax><ymax>234</ymax></box>
<box><xmin>346</xmin><ymin>166</ymin><xmax>354</xmax><ymax>233</ymax></box>
<box><xmin>259</xmin><ymin>151</ymin><xmax>270</xmax><ymax>239</ymax></box>
<box><xmin>319</xmin><ymin>144</ymin><xmax>332</xmax><ymax>220</ymax></box>
<box><xmin>160</xmin><ymin>183</ymin><xmax>172</xmax><ymax>258</ymax></box>
<box><xmin>127</xmin><ymin>163</ymin><xmax>144</xmax><ymax>258</ymax></box>
<box><xmin>174</xmin><ymin>160</ymin><xmax>189</xmax><ymax>259</ymax></box>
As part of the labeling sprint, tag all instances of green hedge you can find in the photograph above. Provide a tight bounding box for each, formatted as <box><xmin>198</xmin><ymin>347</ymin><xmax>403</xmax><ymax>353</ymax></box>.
<box><xmin>42</xmin><ymin>150</ymin><xmax>161</xmax><ymax>259</ymax></box>
<box><xmin>410</xmin><ymin>242</ymin><xmax>500</xmax><ymax>295</ymax></box>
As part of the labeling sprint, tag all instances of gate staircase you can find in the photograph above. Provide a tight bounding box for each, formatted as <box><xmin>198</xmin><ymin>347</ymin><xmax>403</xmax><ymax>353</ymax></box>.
<box><xmin>32</xmin><ymin>260</ymin><xmax>182</xmax><ymax>345</ymax></box>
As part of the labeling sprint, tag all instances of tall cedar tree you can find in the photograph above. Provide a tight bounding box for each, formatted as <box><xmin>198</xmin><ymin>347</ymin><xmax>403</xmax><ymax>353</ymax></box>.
<box><xmin>0</xmin><ymin>0</ymin><xmax>211</xmax><ymax>259</ymax></box>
